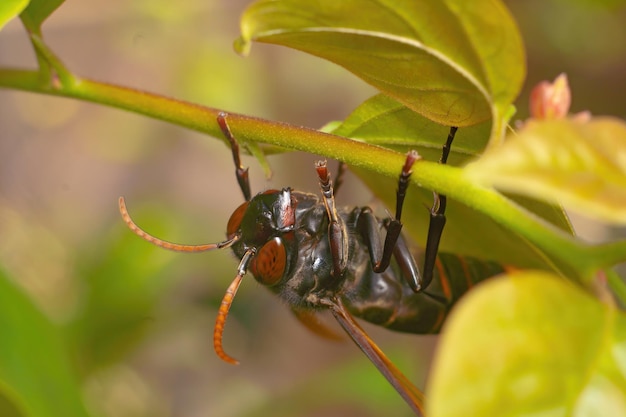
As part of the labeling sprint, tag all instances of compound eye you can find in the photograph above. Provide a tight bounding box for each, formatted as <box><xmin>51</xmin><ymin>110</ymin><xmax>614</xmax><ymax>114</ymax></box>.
<box><xmin>250</xmin><ymin>237</ymin><xmax>287</xmax><ymax>286</ymax></box>
<box><xmin>227</xmin><ymin>202</ymin><xmax>249</xmax><ymax>238</ymax></box>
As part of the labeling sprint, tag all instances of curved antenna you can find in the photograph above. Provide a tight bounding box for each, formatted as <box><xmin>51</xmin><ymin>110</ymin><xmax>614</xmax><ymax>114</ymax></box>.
<box><xmin>213</xmin><ymin>248</ymin><xmax>256</xmax><ymax>365</ymax></box>
<box><xmin>119</xmin><ymin>196</ymin><xmax>239</xmax><ymax>252</ymax></box>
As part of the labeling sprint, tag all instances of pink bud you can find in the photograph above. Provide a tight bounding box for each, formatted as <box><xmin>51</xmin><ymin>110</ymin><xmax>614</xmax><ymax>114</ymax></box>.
<box><xmin>529</xmin><ymin>73</ymin><xmax>571</xmax><ymax>119</ymax></box>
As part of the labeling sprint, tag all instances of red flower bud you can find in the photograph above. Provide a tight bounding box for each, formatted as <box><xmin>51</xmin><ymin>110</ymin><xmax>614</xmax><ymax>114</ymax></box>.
<box><xmin>529</xmin><ymin>73</ymin><xmax>571</xmax><ymax>119</ymax></box>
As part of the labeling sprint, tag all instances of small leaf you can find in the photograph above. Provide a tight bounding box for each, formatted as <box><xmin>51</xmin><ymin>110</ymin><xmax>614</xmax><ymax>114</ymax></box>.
<box><xmin>0</xmin><ymin>0</ymin><xmax>28</xmax><ymax>31</ymax></box>
<box><xmin>0</xmin><ymin>269</ymin><xmax>90</xmax><ymax>417</ymax></box>
<box><xmin>237</xmin><ymin>0</ymin><xmax>525</xmax><ymax>131</ymax></box>
<box><xmin>465</xmin><ymin>117</ymin><xmax>626</xmax><ymax>224</ymax></box>
<box><xmin>427</xmin><ymin>271</ymin><xmax>626</xmax><ymax>417</ymax></box>
<box><xmin>19</xmin><ymin>0</ymin><xmax>64</xmax><ymax>34</ymax></box>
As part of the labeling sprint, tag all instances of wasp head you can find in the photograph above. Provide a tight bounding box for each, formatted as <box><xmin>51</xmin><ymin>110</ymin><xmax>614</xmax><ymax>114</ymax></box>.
<box><xmin>227</xmin><ymin>188</ymin><xmax>296</xmax><ymax>245</ymax></box>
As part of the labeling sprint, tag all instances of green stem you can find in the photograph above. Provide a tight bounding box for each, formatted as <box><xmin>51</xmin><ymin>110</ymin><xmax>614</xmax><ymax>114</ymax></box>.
<box><xmin>28</xmin><ymin>33</ymin><xmax>75</xmax><ymax>87</ymax></box>
<box><xmin>1</xmin><ymin>68</ymin><xmax>624</xmax><ymax>283</ymax></box>
<box><xmin>0</xmin><ymin>68</ymin><xmax>392</xmax><ymax>163</ymax></box>
<box><xmin>589</xmin><ymin>240</ymin><xmax>626</xmax><ymax>271</ymax></box>
<box><xmin>606</xmin><ymin>269</ymin><xmax>626</xmax><ymax>307</ymax></box>
<box><xmin>430</xmin><ymin>164</ymin><xmax>596</xmax><ymax>279</ymax></box>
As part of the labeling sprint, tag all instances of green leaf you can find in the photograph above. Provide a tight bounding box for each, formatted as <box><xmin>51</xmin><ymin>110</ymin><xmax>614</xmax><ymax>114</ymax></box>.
<box><xmin>0</xmin><ymin>0</ymin><xmax>28</xmax><ymax>31</ymax></box>
<box><xmin>465</xmin><ymin>117</ymin><xmax>626</xmax><ymax>224</ymax></box>
<box><xmin>333</xmin><ymin>94</ymin><xmax>573</xmax><ymax>270</ymax></box>
<box><xmin>19</xmin><ymin>0</ymin><xmax>64</xmax><ymax>34</ymax></box>
<box><xmin>427</xmin><ymin>271</ymin><xmax>626</xmax><ymax>417</ymax></box>
<box><xmin>237</xmin><ymin>0</ymin><xmax>525</xmax><ymax>135</ymax></box>
<box><xmin>332</xmin><ymin>94</ymin><xmax>492</xmax><ymax>165</ymax></box>
<box><xmin>0</xmin><ymin>268</ymin><xmax>90</xmax><ymax>417</ymax></box>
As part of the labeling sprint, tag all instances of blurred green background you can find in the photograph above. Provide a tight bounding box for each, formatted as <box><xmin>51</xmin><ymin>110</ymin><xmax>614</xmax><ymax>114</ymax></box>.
<box><xmin>0</xmin><ymin>0</ymin><xmax>624</xmax><ymax>416</ymax></box>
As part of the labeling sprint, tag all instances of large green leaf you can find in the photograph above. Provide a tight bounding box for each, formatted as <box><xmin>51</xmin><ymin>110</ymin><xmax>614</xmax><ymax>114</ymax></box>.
<box><xmin>237</xmin><ymin>0</ymin><xmax>525</xmax><ymax>137</ymax></box>
<box><xmin>465</xmin><ymin>117</ymin><xmax>626</xmax><ymax>224</ymax></box>
<box><xmin>427</xmin><ymin>271</ymin><xmax>626</xmax><ymax>417</ymax></box>
<box><xmin>0</xmin><ymin>0</ymin><xmax>28</xmax><ymax>31</ymax></box>
<box><xmin>19</xmin><ymin>0</ymin><xmax>64</xmax><ymax>34</ymax></box>
<box><xmin>0</xmin><ymin>269</ymin><xmax>90</xmax><ymax>417</ymax></box>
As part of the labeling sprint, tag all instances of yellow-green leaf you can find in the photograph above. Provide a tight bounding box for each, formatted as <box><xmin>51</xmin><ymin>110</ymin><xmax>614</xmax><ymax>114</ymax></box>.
<box><xmin>237</xmin><ymin>0</ymin><xmax>525</xmax><ymax>133</ymax></box>
<box><xmin>19</xmin><ymin>0</ymin><xmax>64</xmax><ymax>34</ymax></box>
<box><xmin>0</xmin><ymin>0</ymin><xmax>28</xmax><ymax>31</ymax></box>
<box><xmin>465</xmin><ymin>117</ymin><xmax>626</xmax><ymax>224</ymax></box>
<box><xmin>427</xmin><ymin>271</ymin><xmax>626</xmax><ymax>417</ymax></box>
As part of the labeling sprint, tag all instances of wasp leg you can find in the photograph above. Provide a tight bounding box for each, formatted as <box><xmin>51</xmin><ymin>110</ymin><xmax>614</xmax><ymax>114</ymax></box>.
<box><xmin>354</xmin><ymin>150</ymin><xmax>421</xmax><ymax>291</ymax></box>
<box><xmin>420</xmin><ymin>126</ymin><xmax>457</xmax><ymax>290</ymax></box>
<box><xmin>358</xmin><ymin>151</ymin><xmax>419</xmax><ymax>277</ymax></box>
<box><xmin>357</xmin><ymin>126</ymin><xmax>458</xmax><ymax>292</ymax></box>
<box><xmin>217</xmin><ymin>112</ymin><xmax>252</xmax><ymax>202</ymax></box>
<box><xmin>316</xmin><ymin>161</ymin><xmax>349</xmax><ymax>279</ymax></box>
<box><xmin>356</xmin><ymin>208</ymin><xmax>422</xmax><ymax>292</ymax></box>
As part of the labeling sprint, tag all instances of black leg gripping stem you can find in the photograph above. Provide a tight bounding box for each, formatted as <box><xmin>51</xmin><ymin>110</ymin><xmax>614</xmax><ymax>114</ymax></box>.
<box><xmin>419</xmin><ymin>126</ymin><xmax>458</xmax><ymax>290</ymax></box>
<box><xmin>217</xmin><ymin>112</ymin><xmax>252</xmax><ymax>202</ymax></box>
<box><xmin>373</xmin><ymin>150</ymin><xmax>421</xmax><ymax>275</ymax></box>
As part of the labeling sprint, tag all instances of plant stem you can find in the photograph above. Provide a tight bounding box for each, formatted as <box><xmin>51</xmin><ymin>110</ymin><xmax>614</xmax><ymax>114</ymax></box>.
<box><xmin>28</xmin><ymin>33</ymin><xmax>75</xmax><ymax>88</ymax></box>
<box><xmin>0</xmin><ymin>68</ymin><xmax>396</xmax><ymax>165</ymax></box>
<box><xmin>2</xmin><ymin>68</ymin><xmax>625</xmax><ymax>283</ymax></box>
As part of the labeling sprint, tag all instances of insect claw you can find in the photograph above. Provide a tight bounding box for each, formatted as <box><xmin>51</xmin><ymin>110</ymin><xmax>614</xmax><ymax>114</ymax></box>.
<box><xmin>315</xmin><ymin>160</ymin><xmax>330</xmax><ymax>185</ymax></box>
<box><xmin>403</xmin><ymin>150</ymin><xmax>421</xmax><ymax>174</ymax></box>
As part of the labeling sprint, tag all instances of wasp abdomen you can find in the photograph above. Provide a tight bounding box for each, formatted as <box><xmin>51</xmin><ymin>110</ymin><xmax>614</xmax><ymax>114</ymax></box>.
<box><xmin>343</xmin><ymin>247</ymin><xmax>504</xmax><ymax>334</ymax></box>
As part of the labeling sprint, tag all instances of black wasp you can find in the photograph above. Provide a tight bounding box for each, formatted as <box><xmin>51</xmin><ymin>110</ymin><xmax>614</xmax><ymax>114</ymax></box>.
<box><xmin>119</xmin><ymin>112</ymin><xmax>504</xmax><ymax>416</ymax></box>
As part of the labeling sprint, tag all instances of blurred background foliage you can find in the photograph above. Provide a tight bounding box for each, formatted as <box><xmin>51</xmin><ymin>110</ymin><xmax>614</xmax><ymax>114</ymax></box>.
<box><xmin>0</xmin><ymin>0</ymin><xmax>624</xmax><ymax>416</ymax></box>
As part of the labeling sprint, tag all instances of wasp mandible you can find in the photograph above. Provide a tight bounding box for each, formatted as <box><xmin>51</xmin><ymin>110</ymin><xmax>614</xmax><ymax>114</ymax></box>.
<box><xmin>119</xmin><ymin>113</ymin><xmax>504</xmax><ymax>416</ymax></box>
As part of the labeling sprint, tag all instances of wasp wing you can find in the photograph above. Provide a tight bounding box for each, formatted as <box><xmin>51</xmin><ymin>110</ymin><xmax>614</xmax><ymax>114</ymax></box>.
<box><xmin>291</xmin><ymin>307</ymin><xmax>344</xmax><ymax>340</ymax></box>
<box><xmin>327</xmin><ymin>296</ymin><xmax>425</xmax><ymax>416</ymax></box>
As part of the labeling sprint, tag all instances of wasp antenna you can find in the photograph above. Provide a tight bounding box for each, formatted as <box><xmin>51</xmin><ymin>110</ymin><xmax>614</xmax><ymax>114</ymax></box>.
<box><xmin>119</xmin><ymin>196</ymin><xmax>239</xmax><ymax>252</ymax></box>
<box><xmin>213</xmin><ymin>273</ymin><xmax>243</xmax><ymax>365</ymax></box>
<box><xmin>213</xmin><ymin>248</ymin><xmax>256</xmax><ymax>365</ymax></box>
